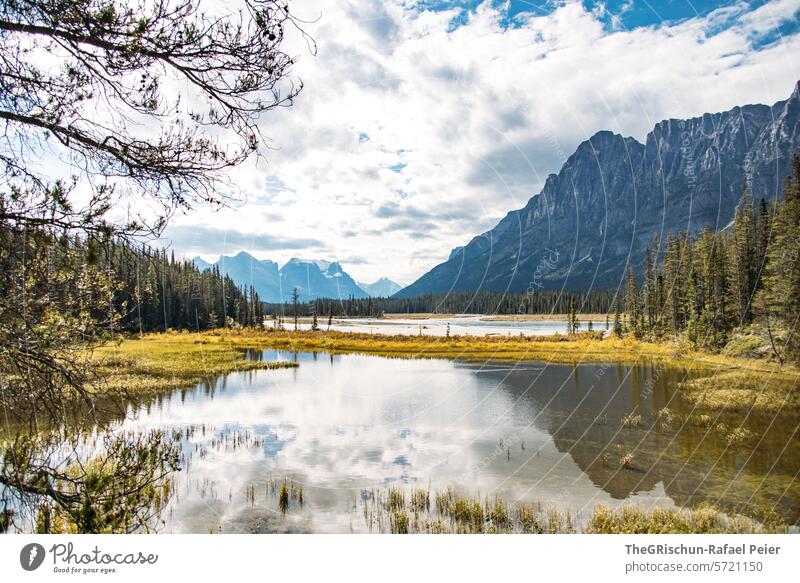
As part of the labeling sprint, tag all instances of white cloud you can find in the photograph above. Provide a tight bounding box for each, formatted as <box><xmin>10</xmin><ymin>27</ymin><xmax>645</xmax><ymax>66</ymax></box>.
<box><xmin>164</xmin><ymin>0</ymin><xmax>800</xmax><ymax>284</ymax></box>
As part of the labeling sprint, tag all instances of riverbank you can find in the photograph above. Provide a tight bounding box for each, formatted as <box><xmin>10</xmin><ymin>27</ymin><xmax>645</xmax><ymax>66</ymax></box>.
<box><xmin>94</xmin><ymin>329</ymin><xmax>800</xmax><ymax>414</ymax></box>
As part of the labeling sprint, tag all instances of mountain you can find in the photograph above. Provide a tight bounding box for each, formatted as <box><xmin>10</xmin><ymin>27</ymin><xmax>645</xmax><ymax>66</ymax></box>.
<box><xmin>193</xmin><ymin>256</ymin><xmax>213</xmax><ymax>271</ymax></box>
<box><xmin>279</xmin><ymin>258</ymin><xmax>368</xmax><ymax>302</ymax></box>
<box><xmin>395</xmin><ymin>81</ymin><xmax>800</xmax><ymax>298</ymax></box>
<box><xmin>193</xmin><ymin>252</ymin><xmax>369</xmax><ymax>302</ymax></box>
<box><xmin>215</xmin><ymin>251</ymin><xmax>281</xmax><ymax>301</ymax></box>
<box><xmin>358</xmin><ymin>277</ymin><xmax>404</xmax><ymax>297</ymax></box>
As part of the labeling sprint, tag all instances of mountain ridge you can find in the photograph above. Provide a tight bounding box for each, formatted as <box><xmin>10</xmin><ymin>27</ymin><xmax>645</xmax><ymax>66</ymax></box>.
<box><xmin>395</xmin><ymin>81</ymin><xmax>800</xmax><ymax>298</ymax></box>
<box><xmin>358</xmin><ymin>277</ymin><xmax>404</xmax><ymax>297</ymax></box>
<box><xmin>193</xmin><ymin>252</ymin><xmax>399</xmax><ymax>302</ymax></box>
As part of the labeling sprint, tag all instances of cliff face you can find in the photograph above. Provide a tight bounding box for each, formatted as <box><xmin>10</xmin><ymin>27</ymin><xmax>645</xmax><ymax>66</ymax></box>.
<box><xmin>396</xmin><ymin>82</ymin><xmax>800</xmax><ymax>298</ymax></box>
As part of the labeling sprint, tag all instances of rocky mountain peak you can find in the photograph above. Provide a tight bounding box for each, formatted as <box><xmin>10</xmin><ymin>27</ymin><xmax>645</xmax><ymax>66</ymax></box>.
<box><xmin>396</xmin><ymin>81</ymin><xmax>800</xmax><ymax>298</ymax></box>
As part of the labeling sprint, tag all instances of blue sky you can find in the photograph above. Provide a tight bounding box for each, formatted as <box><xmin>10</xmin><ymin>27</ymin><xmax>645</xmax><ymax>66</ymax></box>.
<box><xmin>419</xmin><ymin>0</ymin><xmax>798</xmax><ymax>34</ymax></box>
<box><xmin>160</xmin><ymin>0</ymin><xmax>800</xmax><ymax>283</ymax></box>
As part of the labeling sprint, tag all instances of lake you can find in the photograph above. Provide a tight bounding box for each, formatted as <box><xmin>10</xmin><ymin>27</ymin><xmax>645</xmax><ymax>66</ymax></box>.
<box><xmin>114</xmin><ymin>349</ymin><xmax>798</xmax><ymax>533</ymax></box>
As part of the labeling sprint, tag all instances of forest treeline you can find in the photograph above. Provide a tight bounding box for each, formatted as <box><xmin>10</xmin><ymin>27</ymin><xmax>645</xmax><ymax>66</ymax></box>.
<box><xmin>262</xmin><ymin>289</ymin><xmax>616</xmax><ymax>319</ymax></box>
<box><xmin>618</xmin><ymin>154</ymin><xmax>800</xmax><ymax>363</ymax></box>
<box><xmin>0</xmin><ymin>229</ymin><xmax>263</xmax><ymax>336</ymax></box>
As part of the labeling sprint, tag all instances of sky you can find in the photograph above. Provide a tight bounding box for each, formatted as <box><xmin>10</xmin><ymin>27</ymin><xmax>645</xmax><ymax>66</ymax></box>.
<box><xmin>159</xmin><ymin>0</ymin><xmax>800</xmax><ymax>285</ymax></box>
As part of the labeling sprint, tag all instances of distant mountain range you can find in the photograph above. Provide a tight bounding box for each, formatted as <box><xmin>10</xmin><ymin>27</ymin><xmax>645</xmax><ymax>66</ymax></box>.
<box><xmin>358</xmin><ymin>277</ymin><xmax>403</xmax><ymax>297</ymax></box>
<box><xmin>193</xmin><ymin>251</ymin><xmax>402</xmax><ymax>302</ymax></box>
<box><xmin>395</xmin><ymin>81</ymin><xmax>800</xmax><ymax>298</ymax></box>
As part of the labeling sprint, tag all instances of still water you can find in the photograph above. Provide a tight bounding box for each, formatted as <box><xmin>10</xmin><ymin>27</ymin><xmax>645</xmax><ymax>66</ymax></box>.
<box><xmin>124</xmin><ymin>350</ymin><xmax>798</xmax><ymax>533</ymax></box>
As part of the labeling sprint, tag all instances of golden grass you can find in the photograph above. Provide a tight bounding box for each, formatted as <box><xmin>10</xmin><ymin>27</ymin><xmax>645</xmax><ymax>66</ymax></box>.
<box><xmin>188</xmin><ymin>328</ymin><xmax>797</xmax><ymax>374</ymax></box>
<box><xmin>92</xmin><ymin>331</ymin><xmax>297</xmax><ymax>395</ymax></box>
<box><xmin>200</xmin><ymin>328</ymin><xmax>677</xmax><ymax>363</ymax></box>
<box><xmin>92</xmin><ymin>329</ymin><xmax>800</xmax><ymax>412</ymax></box>
<box><xmin>677</xmin><ymin>370</ymin><xmax>800</xmax><ymax>415</ymax></box>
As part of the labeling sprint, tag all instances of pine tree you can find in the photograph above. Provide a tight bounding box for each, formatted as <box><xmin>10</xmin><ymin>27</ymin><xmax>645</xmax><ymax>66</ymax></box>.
<box><xmin>625</xmin><ymin>265</ymin><xmax>640</xmax><ymax>336</ymax></box>
<box><xmin>731</xmin><ymin>186</ymin><xmax>756</xmax><ymax>325</ymax></box>
<box><xmin>613</xmin><ymin>293</ymin><xmax>623</xmax><ymax>337</ymax></box>
<box><xmin>292</xmin><ymin>287</ymin><xmax>300</xmax><ymax>331</ymax></box>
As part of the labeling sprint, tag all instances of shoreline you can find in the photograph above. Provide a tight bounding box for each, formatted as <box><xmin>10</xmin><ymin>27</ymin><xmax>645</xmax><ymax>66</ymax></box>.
<box><xmin>93</xmin><ymin>329</ymin><xmax>800</xmax><ymax>415</ymax></box>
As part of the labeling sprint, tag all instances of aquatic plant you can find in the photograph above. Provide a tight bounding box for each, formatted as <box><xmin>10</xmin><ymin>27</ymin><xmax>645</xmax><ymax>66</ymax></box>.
<box><xmin>390</xmin><ymin>511</ymin><xmax>409</xmax><ymax>534</ymax></box>
<box><xmin>410</xmin><ymin>488</ymin><xmax>430</xmax><ymax>513</ymax></box>
<box><xmin>621</xmin><ymin>413</ymin><xmax>644</xmax><ymax>428</ymax></box>
<box><xmin>385</xmin><ymin>487</ymin><xmax>405</xmax><ymax>511</ymax></box>
<box><xmin>619</xmin><ymin>452</ymin><xmax>635</xmax><ymax>470</ymax></box>
<box><xmin>278</xmin><ymin>482</ymin><xmax>289</xmax><ymax>514</ymax></box>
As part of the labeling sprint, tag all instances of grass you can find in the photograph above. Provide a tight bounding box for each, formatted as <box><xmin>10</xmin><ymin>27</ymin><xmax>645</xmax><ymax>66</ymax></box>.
<box><xmin>91</xmin><ymin>331</ymin><xmax>297</xmax><ymax>395</ymax></box>
<box><xmin>360</xmin><ymin>487</ymin><xmax>784</xmax><ymax>533</ymax></box>
<box><xmin>92</xmin><ymin>328</ymin><xmax>800</xmax><ymax>414</ymax></box>
<box><xmin>265</xmin><ymin>477</ymin><xmax>304</xmax><ymax>514</ymax></box>
<box><xmin>148</xmin><ymin>327</ymin><xmax>701</xmax><ymax>365</ymax></box>
<box><xmin>585</xmin><ymin>504</ymin><xmax>786</xmax><ymax>534</ymax></box>
<box><xmin>677</xmin><ymin>370</ymin><xmax>800</xmax><ymax>415</ymax></box>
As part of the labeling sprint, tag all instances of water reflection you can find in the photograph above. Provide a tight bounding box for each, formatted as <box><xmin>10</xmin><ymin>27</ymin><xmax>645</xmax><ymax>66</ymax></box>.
<box><xmin>119</xmin><ymin>350</ymin><xmax>799</xmax><ymax>533</ymax></box>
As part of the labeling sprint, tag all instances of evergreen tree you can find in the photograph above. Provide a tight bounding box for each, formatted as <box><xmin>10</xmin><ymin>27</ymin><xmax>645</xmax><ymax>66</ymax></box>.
<box><xmin>291</xmin><ymin>287</ymin><xmax>300</xmax><ymax>331</ymax></box>
<box><xmin>731</xmin><ymin>186</ymin><xmax>756</xmax><ymax>325</ymax></box>
<box><xmin>625</xmin><ymin>265</ymin><xmax>640</xmax><ymax>337</ymax></box>
<box><xmin>764</xmin><ymin>154</ymin><xmax>800</xmax><ymax>362</ymax></box>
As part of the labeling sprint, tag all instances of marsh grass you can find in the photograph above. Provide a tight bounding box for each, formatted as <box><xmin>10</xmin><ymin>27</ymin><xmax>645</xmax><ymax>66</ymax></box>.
<box><xmin>360</xmin><ymin>488</ymin><xmax>784</xmax><ymax>534</ymax></box>
<box><xmin>621</xmin><ymin>413</ymin><xmax>644</xmax><ymax>428</ymax></box>
<box><xmin>385</xmin><ymin>487</ymin><xmax>405</xmax><ymax>511</ymax></box>
<box><xmin>91</xmin><ymin>332</ymin><xmax>298</xmax><ymax>395</ymax></box>
<box><xmin>279</xmin><ymin>482</ymin><xmax>289</xmax><ymax>514</ymax></box>
<box><xmin>586</xmin><ymin>504</ymin><xmax>787</xmax><ymax>534</ymax></box>
<box><xmin>654</xmin><ymin>408</ymin><xmax>674</xmax><ymax>430</ymax></box>
<box><xmin>362</xmin><ymin>487</ymin><xmax>577</xmax><ymax>534</ymax></box>
<box><xmin>410</xmin><ymin>488</ymin><xmax>430</xmax><ymax>512</ymax></box>
<box><xmin>205</xmin><ymin>328</ymin><xmax>678</xmax><ymax>365</ymax></box>
<box><xmin>263</xmin><ymin>477</ymin><xmax>304</xmax><ymax>514</ymax></box>
<box><xmin>619</xmin><ymin>452</ymin><xmax>635</xmax><ymax>470</ymax></box>
<box><xmin>677</xmin><ymin>370</ymin><xmax>800</xmax><ymax>414</ymax></box>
